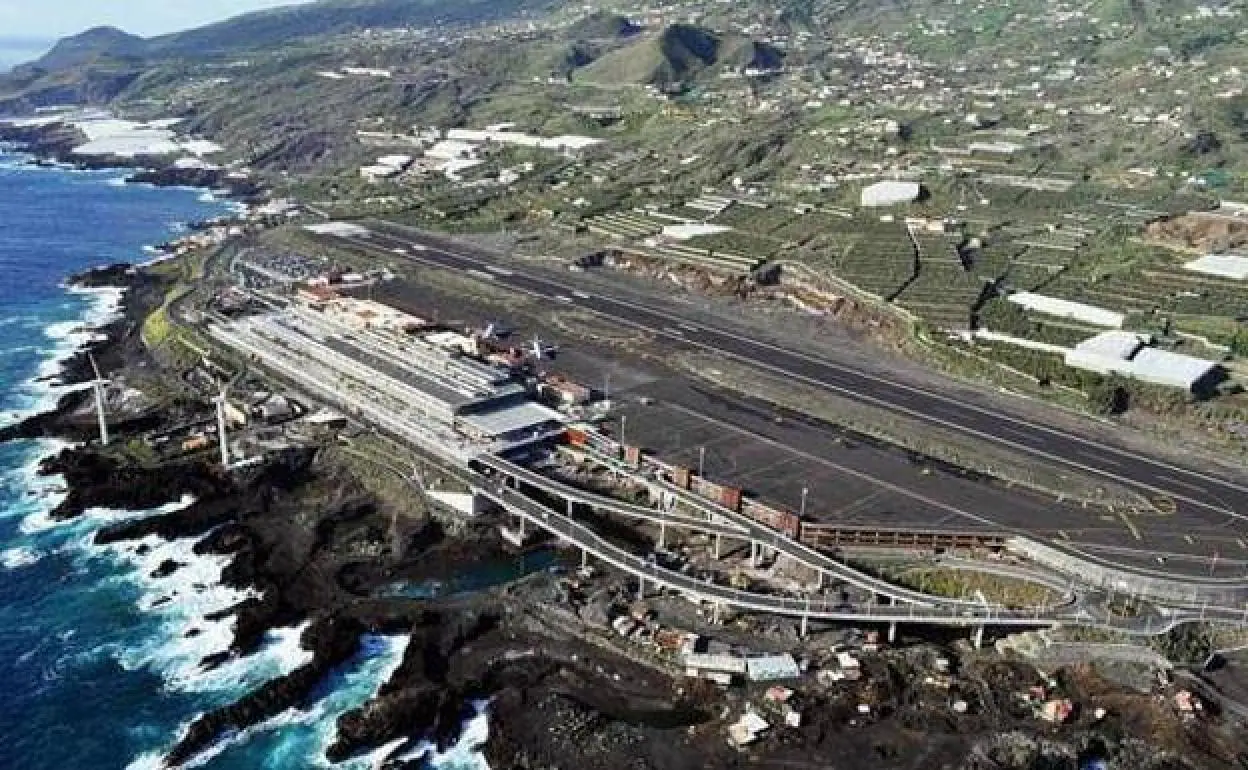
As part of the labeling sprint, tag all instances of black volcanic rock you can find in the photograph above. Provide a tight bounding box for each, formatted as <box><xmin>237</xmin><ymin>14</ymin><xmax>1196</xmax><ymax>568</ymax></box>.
<box><xmin>151</xmin><ymin>559</ymin><xmax>185</xmax><ymax>579</ymax></box>
<box><xmin>166</xmin><ymin>615</ymin><xmax>366</xmax><ymax>767</ymax></box>
<box><xmin>128</xmin><ymin>167</ymin><xmax>264</xmax><ymax>201</ymax></box>
<box><xmin>47</xmin><ymin>451</ymin><xmax>229</xmax><ymax>522</ymax></box>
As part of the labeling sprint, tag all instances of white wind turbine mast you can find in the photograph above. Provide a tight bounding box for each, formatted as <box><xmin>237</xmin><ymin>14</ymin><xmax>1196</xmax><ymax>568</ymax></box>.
<box><xmin>213</xmin><ymin>370</ymin><xmax>245</xmax><ymax>470</ymax></box>
<box><xmin>88</xmin><ymin>353</ymin><xmax>110</xmax><ymax>447</ymax></box>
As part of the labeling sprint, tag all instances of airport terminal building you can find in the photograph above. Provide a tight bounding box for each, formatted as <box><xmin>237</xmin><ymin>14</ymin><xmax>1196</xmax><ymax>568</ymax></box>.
<box><xmin>208</xmin><ymin>299</ymin><xmax>566</xmax><ymax>462</ymax></box>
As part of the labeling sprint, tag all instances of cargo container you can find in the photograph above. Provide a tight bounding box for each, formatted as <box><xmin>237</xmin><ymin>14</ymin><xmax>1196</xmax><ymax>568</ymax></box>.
<box><xmin>181</xmin><ymin>435</ymin><xmax>211</xmax><ymax>452</ymax></box>
<box><xmin>692</xmin><ymin>477</ymin><xmax>723</xmax><ymax>502</ymax></box>
<box><xmin>720</xmin><ymin>486</ymin><xmax>743</xmax><ymax>513</ymax></box>
<box><xmin>624</xmin><ymin>445</ymin><xmax>642</xmax><ymax>468</ymax></box>
<box><xmin>566</xmin><ymin>428</ymin><xmax>589</xmax><ymax>447</ymax></box>
<box><xmin>743</xmin><ymin>502</ymin><xmax>801</xmax><ymax>538</ymax></box>
<box><xmin>671</xmin><ymin>466</ymin><xmax>692</xmax><ymax>490</ymax></box>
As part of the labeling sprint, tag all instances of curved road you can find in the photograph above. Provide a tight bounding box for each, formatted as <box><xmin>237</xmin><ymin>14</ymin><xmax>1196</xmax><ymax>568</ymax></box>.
<box><xmin>478</xmin><ymin>480</ymin><xmax>1242</xmax><ymax>635</ymax></box>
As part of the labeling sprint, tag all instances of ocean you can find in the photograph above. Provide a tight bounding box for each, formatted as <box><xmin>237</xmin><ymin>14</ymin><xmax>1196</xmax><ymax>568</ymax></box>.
<box><xmin>0</xmin><ymin>37</ymin><xmax>52</xmax><ymax>73</ymax></box>
<box><xmin>0</xmin><ymin>151</ymin><xmax>487</xmax><ymax>769</ymax></box>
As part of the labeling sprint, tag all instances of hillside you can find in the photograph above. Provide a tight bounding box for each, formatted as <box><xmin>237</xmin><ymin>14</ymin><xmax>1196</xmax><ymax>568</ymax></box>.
<box><xmin>27</xmin><ymin>27</ymin><xmax>145</xmax><ymax>72</ymax></box>
<box><xmin>567</xmin><ymin>12</ymin><xmax>642</xmax><ymax>41</ymax></box>
<box><xmin>576</xmin><ymin>23</ymin><xmax>779</xmax><ymax>87</ymax></box>
<box><xmin>13</xmin><ymin>0</ymin><xmax>557</xmax><ymax>72</ymax></box>
<box><xmin>145</xmin><ymin>0</ymin><xmax>556</xmax><ymax>58</ymax></box>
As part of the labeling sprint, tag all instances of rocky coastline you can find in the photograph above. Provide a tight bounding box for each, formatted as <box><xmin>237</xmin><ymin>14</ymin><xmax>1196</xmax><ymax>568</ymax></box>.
<box><xmin>0</xmin><ymin>257</ymin><xmax>738</xmax><ymax>768</ymax></box>
<box><xmin>0</xmin><ymin>120</ymin><xmax>264</xmax><ymax>202</ymax></box>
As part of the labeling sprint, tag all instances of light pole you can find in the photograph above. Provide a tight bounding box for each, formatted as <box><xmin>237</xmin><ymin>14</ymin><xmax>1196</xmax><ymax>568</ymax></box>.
<box><xmin>620</xmin><ymin>414</ymin><xmax>627</xmax><ymax>447</ymax></box>
<box><xmin>698</xmin><ymin>446</ymin><xmax>706</xmax><ymax>477</ymax></box>
<box><xmin>800</xmin><ymin>486</ymin><xmax>809</xmax><ymax>518</ymax></box>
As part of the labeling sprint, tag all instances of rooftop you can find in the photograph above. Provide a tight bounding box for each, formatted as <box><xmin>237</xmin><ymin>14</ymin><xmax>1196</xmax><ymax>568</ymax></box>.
<box><xmin>458</xmin><ymin>400</ymin><xmax>567</xmax><ymax>438</ymax></box>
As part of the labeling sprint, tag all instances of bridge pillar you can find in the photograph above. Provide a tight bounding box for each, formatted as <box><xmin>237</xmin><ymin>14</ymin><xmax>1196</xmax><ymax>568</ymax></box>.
<box><xmin>750</xmin><ymin>540</ymin><xmax>759</xmax><ymax>567</ymax></box>
<box><xmin>517</xmin><ymin>515</ymin><xmax>526</xmax><ymax>538</ymax></box>
<box><xmin>712</xmin><ymin>602</ymin><xmax>723</xmax><ymax>625</ymax></box>
<box><xmin>800</xmin><ymin>614</ymin><xmax>809</xmax><ymax>639</ymax></box>
<box><xmin>972</xmin><ymin>625</ymin><xmax>984</xmax><ymax>650</ymax></box>
<box><xmin>581</xmin><ymin>549</ymin><xmax>589</xmax><ymax>570</ymax></box>
<box><xmin>888</xmin><ymin>622</ymin><xmax>897</xmax><ymax>644</ymax></box>
<box><xmin>658</xmin><ymin>522</ymin><xmax>667</xmax><ymax>550</ymax></box>
<box><xmin>637</xmin><ymin>576</ymin><xmax>646</xmax><ymax>599</ymax></box>
<box><xmin>816</xmin><ymin>570</ymin><xmax>823</xmax><ymax>591</ymax></box>
<box><xmin>713</xmin><ymin>533</ymin><xmax>722</xmax><ymax>560</ymax></box>
<box><xmin>566</xmin><ymin>497</ymin><xmax>574</xmax><ymax>516</ymax></box>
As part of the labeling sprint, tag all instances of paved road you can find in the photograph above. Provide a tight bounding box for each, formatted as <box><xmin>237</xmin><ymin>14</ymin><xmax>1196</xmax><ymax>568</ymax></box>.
<box><xmin>479</xmin><ymin>479</ymin><xmax>1244</xmax><ymax>634</ymax></box>
<box><xmin>341</xmin><ymin>223</ymin><xmax>1248</xmax><ymax>527</ymax></box>
<box><xmin>478</xmin><ymin>455</ymin><xmax>749</xmax><ymax>538</ymax></box>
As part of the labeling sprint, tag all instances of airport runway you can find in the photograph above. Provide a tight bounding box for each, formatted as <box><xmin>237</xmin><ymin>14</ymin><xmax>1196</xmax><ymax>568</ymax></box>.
<box><xmin>331</xmin><ymin>224</ymin><xmax>1248</xmax><ymax>529</ymax></box>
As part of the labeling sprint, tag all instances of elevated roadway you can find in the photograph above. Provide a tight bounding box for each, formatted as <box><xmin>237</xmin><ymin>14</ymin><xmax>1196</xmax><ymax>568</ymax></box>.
<box><xmin>484</xmin><ymin>453</ymin><xmax>1075</xmax><ymax>612</ymax></box>
<box><xmin>478</xmin><ymin>479</ymin><xmax>1243</xmax><ymax>635</ymax></box>
<box><xmin>475</xmin><ymin>454</ymin><xmax>748</xmax><ymax>538</ymax></box>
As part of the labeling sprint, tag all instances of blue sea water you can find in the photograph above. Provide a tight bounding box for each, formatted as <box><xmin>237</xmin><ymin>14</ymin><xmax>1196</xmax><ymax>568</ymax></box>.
<box><xmin>0</xmin><ymin>151</ymin><xmax>488</xmax><ymax>769</ymax></box>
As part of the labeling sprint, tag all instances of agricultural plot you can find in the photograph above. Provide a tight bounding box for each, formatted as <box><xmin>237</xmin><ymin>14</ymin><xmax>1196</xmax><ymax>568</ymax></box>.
<box><xmin>893</xmin><ymin>262</ymin><xmax>988</xmax><ymax>330</ymax></box>
<box><xmin>585</xmin><ymin>210</ymin><xmax>665</xmax><ymax>240</ymax></box>
<box><xmin>648</xmin><ymin>243</ymin><xmax>761</xmax><ymax>274</ymax></box>
<box><xmin>1013</xmin><ymin>317</ymin><xmax>1102</xmax><ymax>348</ymax></box>
<box><xmin>682</xmin><ymin>230</ymin><xmax>781</xmax><ymax>260</ymax></box>
<box><xmin>820</xmin><ymin>222</ymin><xmax>918</xmax><ymax>301</ymax></box>
<box><xmin>710</xmin><ymin>203</ymin><xmax>796</xmax><ymax>234</ymax></box>
<box><xmin>1045</xmin><ymin>260</ymin><xmax>1248</xmax><ymax>322</ymax></box>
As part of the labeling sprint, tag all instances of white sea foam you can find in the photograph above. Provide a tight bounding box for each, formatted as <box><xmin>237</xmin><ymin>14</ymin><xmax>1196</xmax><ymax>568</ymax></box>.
<box><xmin>347</xmin><ymin>737</ymin><xmax>408</xmax><ymax>769</ymax></box>
<box><xmin>22</xmin><ymin>491</ymin><xmax>194</xmax><ymax>535</ymax></box>
<box><xmin>124</xmin><ymin>707</ymin><xmax>313</xmax><ymax>770</ymax></box>
<box><xmin>102</xmin><ymin>531</ymin><xmax>262</xmax><ymax>691</ymax></box>
<box><xmin>313</xmin><ymin>634</ymin><xmax>412</xmax><ymax>768</ymax></box>
<box><xmin>0</xmin><ymin>545</ymin><xmax>43</xmax><ymax>568</ymax></box>
<box><xmin>178</xmin><ymin>620</ymin><xmax>314</xmax><ymax>696</ymax></box>
<box><xmin>126</xmin><ymin>634</ymin><xmax>412</xmax><ymax>770</ymax></box>
<box><xmin>395</xmin><ymin>700</ymin><xmax>493</xmax><ymax>770</ymax></box>
<box><xmin>0</xmin><ymin>284</ymin><xmax>128</xmax><ymax>428</ymax></box>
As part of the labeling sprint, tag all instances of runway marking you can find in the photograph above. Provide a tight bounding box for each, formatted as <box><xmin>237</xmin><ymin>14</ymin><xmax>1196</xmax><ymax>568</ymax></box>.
<box><xmin>353</xmin><ymin>228</ymin><xmax>1248</xmax><ymax>520</ymax></box>
<box><xmin>1117</xmin><ymin>511</ymin><xmax>1143</xmax><ymax>542</ymax></box>
<box><xmin>1156</xmin><ymin>475</ymin><xmax>1210</xmax><ymax>494</ymax></box>
<box><xmin>1080</xmin><ymin>450</ymin><xmax>1119</xmax><ymax>468</ymax></box>
<box><xmin>657</xmin><ymin>400</ymin><xmax>1006</xmax><ymax>531</ymax></box>
<box><xmin>825</xmin><ymin>490</ymin><xmax>888</xmax><ymax>519</ymax></box>
<box><xmin>995</xmin><ymin>425</ymin><xmax>1034</xmax><ymax>440</ymax></box>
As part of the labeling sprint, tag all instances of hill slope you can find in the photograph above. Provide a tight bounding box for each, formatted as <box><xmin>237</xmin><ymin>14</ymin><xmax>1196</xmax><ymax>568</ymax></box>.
<box><xmin>146</xmin><ymin>0</ymin><xmax>554</xmax><ymax>58</ymax></box>
<box><xmin>17</xmin><ymin>0</ymin><xmax>556</xmax><ymax>71</ymax></box>
<box><xmin>29</xmin><ymin>27</ymin><xmax>145</xmax><ymax>71</ymax></box>
<box><xmin>576</xmin><ymin>23</ymin><xmax>782</xmax><ymax>86</ymax></box>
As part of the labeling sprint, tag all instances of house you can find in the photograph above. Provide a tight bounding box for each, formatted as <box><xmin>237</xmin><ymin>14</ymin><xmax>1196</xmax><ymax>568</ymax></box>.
<box><xmin>746</xmin><ymin>654</ymin><xmax>801</xmax><ymax>682</ymax></box>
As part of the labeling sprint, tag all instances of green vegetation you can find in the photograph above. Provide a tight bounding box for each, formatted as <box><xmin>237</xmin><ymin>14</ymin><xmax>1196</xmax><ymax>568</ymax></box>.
<box><xmin>888</xmin><ymin>566</ymin><xmax>1061</xmax><ymax>610</ymax></box>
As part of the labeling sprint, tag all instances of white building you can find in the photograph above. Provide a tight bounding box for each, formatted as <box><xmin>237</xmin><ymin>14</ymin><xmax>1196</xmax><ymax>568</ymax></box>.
<box><xmin>1065</xmin><ymin>331</ymin><xmax>1221</xmax><ymax>391</ymax></box>
<box><xmin>1008</xmin><ymin>292</ymin><xmax>1124</xmax><ymax>328</ymax></box>
<box><xmin>1183</xmin><ymin>254</ymin><xmax>1248</xmax><ymax>281</ymax></box>
<box><xmin>861</xmin><ymin>180</ymin><xmax>921</xmax><ymax>207</ymax></box>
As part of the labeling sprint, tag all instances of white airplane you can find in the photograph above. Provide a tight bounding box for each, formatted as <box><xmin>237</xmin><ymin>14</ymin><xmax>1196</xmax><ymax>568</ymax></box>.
<box><xmin>530</xmin><ymin>336</ymin><xmax>558</xmax><ymax>360</ymax></box>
